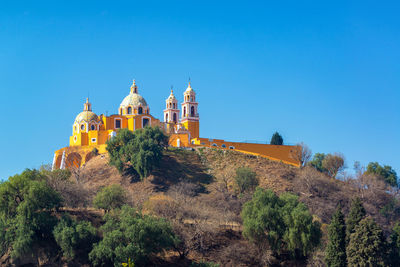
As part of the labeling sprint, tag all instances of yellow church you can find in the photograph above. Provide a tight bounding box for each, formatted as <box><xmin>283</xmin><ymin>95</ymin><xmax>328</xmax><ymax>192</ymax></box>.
<box><xmin>52</xmin><ymin>80</ymin><xmax>300</xmax><ymax>169</ymax></box>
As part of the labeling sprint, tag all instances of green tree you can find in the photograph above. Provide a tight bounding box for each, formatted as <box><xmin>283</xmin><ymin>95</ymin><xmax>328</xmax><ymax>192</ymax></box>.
<box><xmin>53</xmin><ymin>216</ymin><xmax>97</xmax><ymax>260</ymax></box>
<box><xmin>89</xmin><ymin>205</ymin><xmax>178</xmax><ymax>267</ymax></box>
<box><xmin>234</xmin><ymin>167</ymin><xmax>258</xmax><ymax>194</ymax></box>
<box><xmin>0</xmin><ymin>169</ymin><xmax>62</xmax><ymax>258</ymax></box>
<box><xmin>241</xmin><ymin>188</ymin><xmax>321</xmax><ymax>258</ymax></box>
<box><xmin>346</xmin><ymin>197</ymin><xmax>366</xmax><ymax>244</ymax></box>
<box><xmin>387</xmin><ymin>223</ymin><xmax>400</xmax><ymax>267</ymax></box>
<box><xmin>366</xmin><ymin>162</ymin><xmax>398</xmax><ymax>187</ymax></box>
<box><xmin>325</xmin><ymin>205</ymin><xmax>347</xmax><ymax>267</ymax></box>
<box><xmin>346</xmin><ymin>217</ymin><xmax>387</xmax><ymax>267</ymax></box>
<box><xmin>270</xmin><ymin>131</ymin><xmax>283</xmax><ymax>145</ymax></box>
<box><xmin>308</xmin><ymin>153</ymin><xmax>326</xmax><ymax>173</ymax></box>
<box><xmin>93</xmin><ymin>184</ymin><xmax>126</xmax><ymax>212</ymax></box>
<box><xmin>106</xmin><ymin>127</ymin><xmax>168</xmax><ymax>178</ymax></box>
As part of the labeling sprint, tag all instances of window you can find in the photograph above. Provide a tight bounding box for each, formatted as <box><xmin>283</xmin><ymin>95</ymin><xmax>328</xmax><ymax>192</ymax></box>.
<box><xmin>192</xmin><ymin>140</ymin><xmax>195</xmax><ymax>144</ymax></box>
<box><xmin>74</xmin><ymin>126</ymin><xmax>77</xmax><ymax>132</ymax></box>
<box><xmin>74</xmin><ymin>136</ymin><xmax>77</xmax><ymax>142</ymax></box>
<box><xmin>138</xmin><ymin>107</ymin><xmax>143</xmax><ymax>114</ymax></box>
<box><xmin>165</xmin><ymin>113</ymin><xmax>168</xmax><ymax>122</ymax></box>
<box><xmin>212</xmin><ymin>143</ymin><xmax>218</xmax><ymax>147</ymax></box>
<box><xmin>173</xmin><ymin>103</ymin><xmax>176</xmax><ymax>109</ymax></box>
<box><xmin>80</xmin><ymin>124</ymin><xmax>85</xmax><ymax>131</ymax></box>
<box><xmin>201</xmin><ymin>142</ymin><xmax>206</xmax><ymax>145</ymax></box>
<box><xmin>142</xmin><ymin>118</ymin><xmax>149</xmax><ymax>127</ymax></box>
<box><xmin>229</xmin><ymin>146</ymin><xmax>235</xmax><ymax>149</ymax></box>
<box><xmin>91</xmin><ymin>138</ymin><xmax>97</xmax><ymax>143</ymax></box>
<box><xmin>115</xmin><ymin>119</ymin><xmax>121</xmax><ymax>129</ymax></box>
<box><xmin>183</xmin><ymin>107</ymin><xmax>186</xmax><ymax>117</ymax></box>
<box><xmin>191</xmin><ymin>106</ymin><xmax>195</xmax><ymax>117</ymax></box>
<box><xmin>127</xmin><ymin>107</ymin><xmax>132</xmax><ymax>114</ymax></box>
<box><xmin>173</xmin><ymin>113</ymin><xmax>177</xmax><ymax>123</ymax></box>
<box><xmin>221</xmin><ymin>144</ymin><xmax>226</xmax><ymax>148</ymax></box>
<box><xmin>169</xmin><ymin>103</ymin><xmax>172</xmax><ymax>108</ymax></box>
<box><xmin>91</xmin><ymin>125</ymin><xmax>96</xmax><ymax>131</ymax></box>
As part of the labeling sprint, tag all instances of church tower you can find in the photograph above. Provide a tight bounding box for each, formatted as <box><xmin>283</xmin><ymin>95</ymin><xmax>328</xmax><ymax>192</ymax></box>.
<box><xmin>164</xmin><ymin>90</ymin><xmax>180</xmax><ymax>124</ymax></box>
<box><xmin>181</xmin><ymin>82</ymin><xmax>199</xmax><ymax>139</ymax></box>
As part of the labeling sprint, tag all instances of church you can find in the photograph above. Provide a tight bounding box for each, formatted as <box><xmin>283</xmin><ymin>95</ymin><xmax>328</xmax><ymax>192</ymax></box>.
<box><xmin>52</xmin><ymin>80</ymin><xmax>300</xmax><ymax>169</ymax></box>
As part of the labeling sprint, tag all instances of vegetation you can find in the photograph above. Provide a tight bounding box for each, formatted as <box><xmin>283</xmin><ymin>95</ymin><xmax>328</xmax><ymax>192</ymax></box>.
<box><xmin>346</xmin><ymin>197</ymin><xmax>366</xmax><ymax>244</ymax></box>
<box><xmin>0</xmin><ymin>169</ymin><xmax>61</xmax><ymax>258</ymax></box>
<box><xmin>270</xmin><ymin>131</ymin><xmax>283</xmax><ymax>145</ymax></box>
<box><xmin>325</xmin><ymin>205</ymin><xmax>347</xmax><ymax>267</ymax></box>
<box><xmin>366</xmin><ymin>162</ymin><xmax>398</xmax><ymax>187</ymax></box>
<box><xmin>53</xmin><ymin>216</ymin><xmax>97</xmax><ymax>260</ymax></box>
<box><xmin>93</xmin><ymin>184</ymin><xmax>126</xmax><ymax>212</ymax></box>
<box><xmin>308</xmin><ymin>153</ymin><xmax>345</xmax><ymax>178</ymax></box>
<box><xmin>106</xmin><ymin>127</ymin><xmax>168</xmax><ymax>178</ymax></box>
<box><xmin>308</xmin><ymin>153</ymin><xmax>326</xmax><ymax>172</ymax></box>
<box><xmin>346</xmin><ymin>217</ymin><xmax>387</xmax><ymax>266</ymax></box>
<box><xmin>234</xmin><ymin>167</ymin><xmax>258</xmax><ymax>194</ymax></box>
<box><xmin>89</xmin><ymin>205</ymin><xmax>178</xmax><ymax>267</ymax></box>
<box><xmin>241</xmin><ymin>187</ymin><xmax>321</xmax><ymax>258</ymax></box>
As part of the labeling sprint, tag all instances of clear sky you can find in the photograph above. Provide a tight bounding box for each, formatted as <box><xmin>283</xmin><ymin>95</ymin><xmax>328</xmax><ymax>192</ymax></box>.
<box><xmin>0</xmin><ymin>0</ymin><xmax>399</xmax><ymax>180</ymax></box>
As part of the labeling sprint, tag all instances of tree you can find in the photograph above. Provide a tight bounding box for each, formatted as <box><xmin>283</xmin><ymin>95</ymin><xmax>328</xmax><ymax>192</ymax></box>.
<box><xmin>388</xmin><ymin>222</ymin><xmax>400</xmax><ymax>267</ymax></box>
<box><xmin>89</xmin><ymin>205</ymin><xmax>178</xmax><ymax>267</ymax></box>
<box><xmin>270</xmin><ymin>132</ymin><xmax>283</xmax><ymax>145</ymax></box>
<box><xmin>322</xmin><ymin>153</ymin><xmax>345</xmax><ymax>178</ymax></box>
<box><xmin>308</xmin><ymin>153</ymin><xmax>326</xmax><ymax>173</ymax></box>
<box><xmin>346</xmin><ymin>197</ymin><xmax>366</xmax><ymax>244</ymax></box>
<box><xmin>106</xmin><ymin>127</ymin><xmax>168</xmax><ymax>178</ymax></box>
<box><xmin>291</xmin><ymin>142</ymin><xmax>312</xmax><ymax>167</ymax></box>
<box><xmin>93</xmin><ymin>184</ymin><xmax>126</xmax><ymax>212</ymax></box>
<box><xmin>241</xmin><ymin>188</ymin><xmax>321</xmax><ymax>258</ymax></box>
<box><xmin>53</xmin><ymin>216</ymin><xmax>97</xmax><ymax>260</ymax></box>
<box><xmin>346</xmin><ymin>217</ymin><xmax>387</xmax><ymax>267</ymax></box>
<box><xmin>234</xmin><ymin>167</ymin><xmax>258</xmax><ymax>194</ymax></box>
<box><xmin>0</xmin><ymin>169</ymin><xmax>62</xmax><ymax>258</ymax></box>
<box><xmin>325</xmin><ymin>205</ymin><xmax>347</xmax><ymax>267</ymax></box>
<box><xmin>366</xmin><ymin>162</ymin><xmax>398</xmax><ymax>187</ymax></box>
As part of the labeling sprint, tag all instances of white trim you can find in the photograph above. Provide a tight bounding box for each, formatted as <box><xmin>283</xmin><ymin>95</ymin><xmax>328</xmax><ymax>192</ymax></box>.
<box><xmin>141</xmin><ymin>116</ymin><xmax>151</xmax><ymax>127</ymax></box>
<box><xmin>114</xmin><ymin>118</ymin><xmax>122</xmax><ymax>129</ymax></box>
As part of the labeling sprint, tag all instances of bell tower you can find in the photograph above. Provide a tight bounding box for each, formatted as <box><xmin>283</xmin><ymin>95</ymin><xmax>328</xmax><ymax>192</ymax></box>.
<box><xmin>181</xmin><ymin>82</ymin><xmax>199</xmax><ymax>139</ymax></box>
<box><xmin>164</xmin><ymin>90</ymin><xmax>180</xmax><ymax>124</ymax></box>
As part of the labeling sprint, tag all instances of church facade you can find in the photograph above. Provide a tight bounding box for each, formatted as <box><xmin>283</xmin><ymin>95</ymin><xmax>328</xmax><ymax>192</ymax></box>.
<box><xmin>52</xmin><ymin>80</ymin><xmax>300</xmax><ymax>169</ymax></box>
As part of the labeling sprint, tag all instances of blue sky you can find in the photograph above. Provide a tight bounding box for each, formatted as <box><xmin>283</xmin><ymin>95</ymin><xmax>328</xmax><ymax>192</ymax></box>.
<box><xmin>0</xmin><ymin>0</ymin><xmax>399</xmax><ymax>180</ymax></box>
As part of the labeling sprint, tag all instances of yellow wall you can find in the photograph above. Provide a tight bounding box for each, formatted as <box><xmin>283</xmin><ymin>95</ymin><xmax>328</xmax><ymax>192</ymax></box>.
<box><xmin>182</xmin><ymin>120</ymin><xmax>199</xmax><ymax>139</ymax></box>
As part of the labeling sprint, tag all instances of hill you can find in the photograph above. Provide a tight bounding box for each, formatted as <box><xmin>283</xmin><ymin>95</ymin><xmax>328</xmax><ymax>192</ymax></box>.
<box><xmin>1</xmin><ymin>147</ymin><xmax>398</xmax><ymax>266</ymax></box>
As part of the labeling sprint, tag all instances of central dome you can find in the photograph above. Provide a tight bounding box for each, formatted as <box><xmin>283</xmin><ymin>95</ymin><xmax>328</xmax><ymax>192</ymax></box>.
<box><xmin>120</xmin><ymin>92</ymin><xmax>148</xmax><ymax>108</ymax></box>
<box><xmin>120</xmin><ymin>80</ymin><xmax>148</xmax><ymax>108</ymax></box>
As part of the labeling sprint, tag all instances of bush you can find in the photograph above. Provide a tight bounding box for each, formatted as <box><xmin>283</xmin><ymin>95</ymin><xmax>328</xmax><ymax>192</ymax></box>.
<box><xmin>234</xmin><ymin>167</ymin><xmax>258</xmax><ymax>194</ymax></box>
<box><xmin>322</xmin><ymin>153</ymin><xmax>345</xmax><ymax>178</ymax></box>
<box><xmin>190</xmin><ymin>261</ymin><xmax>220</xmax><ymax>267</ymax></box>
<box><xmin>53</xmin><ymin>216</ymin><xmax>97</xmax><ymax>260</ymax></box>
<box><xmin>106</xmin><ymin>127</ymin><xmax>168</xmax><ymax>178</ymax></box>
<box><xmin>308</xmin><ymin>153</ymin><xmax>326</xmax><ymax>173</ymax></box>
<box><xmin>241</xmin><ymin>188</ymin><xmax>321</xmax><ymax>258</ymax></box>
<box><xmin>89</xmin><ymin>205</ymin><xmax>178</xmax><ymax>266</ymax></box>
<box><xmin>93</xmin><ymin>184</ymin><xmax>126</xmax><ymax>212</ymax></box>
<box><xmin>270</xmin><ymin>132</ymin><xmax>283</xmax><ymax>145</ymax></box>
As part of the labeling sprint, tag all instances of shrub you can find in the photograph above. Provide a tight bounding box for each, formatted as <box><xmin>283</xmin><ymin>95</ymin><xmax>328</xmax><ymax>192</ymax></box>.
<box><xmin>241</xmin><ymin>188</ymin><xmax>321</xmax><ymax>258</ymax></box>
<box><xmin>308</xmin><ymin>153</ymin><xmax>326</xmax><ymax>173</ymax></box>
<box><xmin>93</xmin><ymin>184</ymin><xmax>126</xmax><ymax>212</ymax></box>
<box><xmin>322</xmin><ymin>153</ymin><xmax>345</xmax><ymax>178</ymax></box>
<box><xmin>106</xmin><ymin>127</ymin><xmax>168</xmax><ymax>178</ymax></box>
<box><xmin>234</xmin><ymin>167</ymin><xmax>258</xmax><ymax>194</ymax></box>
<box><xmin>89</xmin><ymin>205</ymin><xmax>178</xmax><ymax>267</ymax></box>
<box><xmin>53</xmin><ymin>216</ymin><xmax>97</xmax><ymax>260</ymax></box>
<box><xmin>190</xmin><ymin>261</ymin><xmax>220</xmax><ymax>267</ymax></box>
<box><xmin>270</xmin><ymin>132</ymin><xmax>283</xmax><ymax>145</ymax></box>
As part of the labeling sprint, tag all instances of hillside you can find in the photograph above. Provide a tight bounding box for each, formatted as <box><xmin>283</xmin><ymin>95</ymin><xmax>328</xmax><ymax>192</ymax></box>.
<box><xmin>1</xmin><ymin>147</ymin><xmax>398</xmax><ymax>266</ymax></box>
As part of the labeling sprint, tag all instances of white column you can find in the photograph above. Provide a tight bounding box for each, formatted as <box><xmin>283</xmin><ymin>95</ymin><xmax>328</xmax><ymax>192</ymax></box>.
<box><xmin>60</xmin><ymin>150</ymin><xmax>66</xmax><ymax>170</ymax></box>
<box><xmin>51</xmin><ymin>153</ymin><xmax>57</xmax><ymax>171</ymax></box>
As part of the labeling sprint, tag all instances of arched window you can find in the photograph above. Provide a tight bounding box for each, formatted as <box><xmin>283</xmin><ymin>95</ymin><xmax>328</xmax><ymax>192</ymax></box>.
<box><xmin>138</xmin><ymin>107</ymin><xmax>143</xmax><ymax>114</ymax></box>
<box><xmin>80</xmin><ymin>124</ymin><xmax>85</xmax><ymax>131</ymax></box>
<box><xmin>127</xmin><ymin>107</ymin><xmax>132</xmax><ymax>114</ymax></box>
<box><xmin>173</xmin><ymin>113</ymin><xmax>177</xmax><ymax>123</ymax></box>
<box><xmin>183</xmin><ymin>107</ymin><xmax>186</xmax><ymax>117</ymax></box>
<box><xmin>91</xmin><ymin>124</ymin><xmax>95</xmax><ymax>131</ymax></box>
<box><xmin>191</xmin><ymin>106</ymin><xmax>195</xmax><ymax>117</ymax></box>
<box><xmin>165</xmin><ymin>113</ymin><xmax>168</xmax><ymax>122</ymax></box>
<box><xmin>169</xmin><ymin>103</ymin><xmax>172</xmax><ymax>108</ymax></box>
<box><xmin>221</xmin><ymin>144</ymin><xmax>226</xmax><ymax>148</ymax></box>
<box><xmin>173</xmin><ymin>103</ymin><xmax>175</xmax><ymax>109</ymax></box>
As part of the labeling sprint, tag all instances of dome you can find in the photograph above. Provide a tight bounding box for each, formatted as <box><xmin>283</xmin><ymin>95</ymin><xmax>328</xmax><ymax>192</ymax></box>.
<box><xmin>185</xmin><ymin>82</ymin><xmax>194</xmax><ymax>93</ymax></box>
<box><xmin>120</xmin><ymin>92</ymin><xmax>148</xmax><ymax>108</ymax></box>
<box><xmin>74</xmin><ymin>111</ymin><xmax>98</xmax><ymax>124</ymax></box>
<box><xmin>167</xmin><ymin>90</ymin><xmax>176</xmax><ymax>100</ymax></box>
<box><xmin>120</xmin><ymin>80</ymin><xmax>148</xmax><ymax>108</ymax></box>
